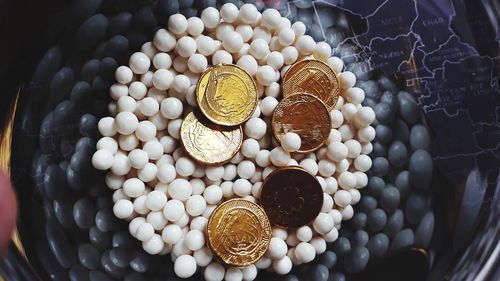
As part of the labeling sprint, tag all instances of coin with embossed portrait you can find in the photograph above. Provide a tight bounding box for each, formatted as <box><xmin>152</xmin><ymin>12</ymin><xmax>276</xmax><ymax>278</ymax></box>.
<box><xmin>180</xmin><ymin>111</ymin><xmax>243</xmax><ymax>164</ymax></box>
<box><xmin>197</xmin><ymin>64</ymin><xmax>258</xmax><ymax>126</ymax></box>
<box><xmin>272</xmin><ymin>93</ymin><xmax>331</xmax><ymax>152</ymax></box>
<box><xmin>260</xmin><ymin>166</ymin><xmax>323</xmax><ymax>228</ymax></box>
<box><xmin>283</xmin><ymin>59</ymin><xmax>341</xmax><ymax>110</ymax></box>
<box><xmin>207</xmin><ymin>199</ymin><xmax>272</xmax><ymax>266</ymax></box>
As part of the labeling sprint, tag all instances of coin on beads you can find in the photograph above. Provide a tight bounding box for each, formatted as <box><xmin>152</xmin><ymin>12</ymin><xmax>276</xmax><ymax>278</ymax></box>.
<box><xmin>207</xmin><ymin>199</ymin><xmax>271</xmax><ymax>266</ymax></box>
<box><xmin>260</xmin><ymin>166</ymin><xmax>323</xmax><ymax>228</ymax></box>
<box><xmin>196</xmin><ymin>64</ymin><xmax>258</xmax><ymax>126</ymax></box>
<box><xmin>180</xmin><ymin>111</ymin><xmax>243</xmax><ymax>164</ymax></box>
<box><xmin>272</xmin><ymin>93</ymin><xmax>331</xmax><ymax>152</ymax></box>
<box><xmin>282</xmin><ymin>59</ymin><xmax>341</xmax><ymax>111</ymax></box>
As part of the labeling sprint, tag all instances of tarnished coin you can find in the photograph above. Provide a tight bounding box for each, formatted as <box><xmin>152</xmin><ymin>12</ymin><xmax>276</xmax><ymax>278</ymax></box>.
<box><xmin>260</xmin><ymin>166</ymin><xmax>323</xmax><ymax>228</ymax></box>
<box><xmin>180</xmin><ymin>111</ymin><xmax>243</xmax><ymax>164</ymax></box>
<box><xmin>197</xmin><ymin>64</ymin><xmax>258</xmax><ymax>126</ymax></box>
<box><xmin>207</xmin><ymin>199</ymin><xmax>272</xmax><ymax>266</ymax></box>
<box><xmin>282</xmin><ymin>59</ymin><xmax>340</xmax><ymax>110</ymax></box>
<box><xmin>272</xmin><ymin>93</ymin><xmax>331</xmax><ymax>152</ymax></box>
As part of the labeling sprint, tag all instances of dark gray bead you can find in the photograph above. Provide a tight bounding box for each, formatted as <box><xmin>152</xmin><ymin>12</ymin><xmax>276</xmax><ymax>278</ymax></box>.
<box><xmin>104</xmin><ymin>36</ymin><xmax>130</xmax><ymax>62</ymax></box>
<box><xmin>388</xmin><ymin>141</ymin><xmax>408</xmax><ymax>167</ymax></box>
<box><xmin>409</xmin><ymin>124</ymin><xmax>431</xmax><ymax>151</ymax></box>
<box><xmin>358</xmin><ymin>196</ymin><xmax>377</xmax><ymax>212</ymax></box>
<box><xmin>97</xmin><ymin>197</ymin><xmax>113</xmax><ymax>210</ymax></box>
<box><xmin>332</xmin><ymin>237</ymin><xmax>351</xmax><ymax>256</ymax></box>
<box><xmin>80</xmin><ymin>114</ymin><xmax>98</xmax><ymax>138</ymax></box>
<box><xmin>405</xmin><ymin>192</ymin><xmax>430</xmax><ymax>225</ymax></box>
<box><xmin>179</xmin><ymin>0</ymin><xmax>194</xmax><ymax>9</ymax></box>
<box><xmin>194</xmin><ymin>0</ymin><xmax>216</xmax><ymax>10</ymax></box>
<box><xmin>390</xmin><ymin>229</ymin><xmax>414</xmax><ymax>251</ymax></box>
<box><xmin>359</xmin><ymin>80</ymin><xmax>380</xmax><ymax>101</ymax></box>
<box><xmin>110</xmin><ymin>247</ymin><xmax>130</xmax><ymax>268</ymax></box>
<box><xmin>60</xmin><ymin>138</ymin><xmax>76</xmax><ymax>159</ymax></box>
<box><xmin>383</xmin><ymin>209</ymin><xmax>404</xmax><ymax>238</ymax></box>
<box><xmin>124</xmin><ymin>272</ymin><xmax>146</xmax><ymax>281</ymax></box>
<box><xmin>78</xmin><ymin>243</ymin><xmax>101</xmax><ymax>270</ymax></box>
<box><xmin>129</xmin><ymin>251</ymin><xmax>151</xmax><ymax>272</ymax></box>
<box><xmin>33</xmin><ymin>45</ymin><xmax>62</xmax><ymax>84</ymax></box>
<box><xmin>133</xmin><ymin>7</ymin><xmax>158</xmax><ymax>33</ymax></box>
<box><xmin>362</xmin><ymin>97</ymin><xmax>377</xmax><ymax>108</ymax></box>
<box><xmin>89</xmin><ymin>271</ymin><xmax>114</xmax><ymax>281</ymax></box>
<box><xmin>71</xmin><ymin>81</ymin><xmax>93</xmax><ymax>109</ymax></box>
<box><xmin>352</xmin><ymin>212</ymin><xmax>367</xmax><ymax>230</ymax></box>
<box><xmin>74</xmin><ymin>199</ymin><xmax>96</xmax><ymax>229</ymax></box>
<box><xmin>344</xmin><ymin>247</ymin><xmax>369</xmax><ymax>273</ymax></box>
<box><xmin>325</xmin><ymin>27</ymin><xmax>345</xmax><ymax>48</ymax></box>
<box><xmin>81</xmin><ymin>60</ymin><xmax>100</xmax><ymax>83</ymax></box>
<box><xmin>351</xmin><ymin>230</ymin><xmax>369</xmax><ymax>247</ymax></box>
<box><xmin>329</xmin><ymin>272</ymin><xmax>346</xmax><ymax>281</ymax></box>
<box><xmin>374</xmin><ymin>102</ymin><xmax>395</xmax><ymax>125</ymax></box>
<box><xmin>409</xmin><ymin>149</ymin><xmax>433</xmax><ymax>190</ymax></box>
<box><xmin>377</xmin><ymin>76</ymin><xmax>398</xmax><ymax>92</ymax></box>
<box><xmin>283</xmin><ymin>274</ymin><xmax>299</xmax><ymax>281</ymax></box>
<box><xmin>398</xmin><ymin>91</ymin><xmax>419</xmax><ymax>124</ymax></box>
<box><xmin>308</xmin><ymin>23</ymin><xmax>325</xmax><ymax>41</ymax></box>
<box><xmin>380</xmin><ymin>186</ymin><xmax>400</xmax><ymax>214</ymax></box>
<box><xmin>395</xmin><ymin>171</ymin><xmax>411</xmax><ymax>199</ymax></box>
<box><xmin>75</xmin><ymin>137</ymin><xmax>95</xmax><ymax>154</ymax></box>
<box><xmin>371</xmin><ymin>157</ymin><xmax>390</xmax><ymax>177</ymax></box>
<box><xmin>367</xmin><ymin>176</ymin><xmax>385</xmax><ymax>197</ymax></box>
<box><xmin>371</xmin><ymin>142</ymin><xmax>386</xmax><ymax>157</ymax></box>
<box><xmin>70</xmin><ymin>150</ymin><xmax>93</xmax><ymax>176</ymax></box>
<box><xmin>89</xmin><ymin>226</ymin><xmax>112</xmax><ymax>250</ymax></box>
<box><xmin>180</xmin><ymin>7</ymin><xmax>198</xmax><ymax>18</ymax></box>
<box><xmin>112</xmin><ymin>231</ymin><xmax>135</xmax><ymax>248</ymax></box>
<box><xmin>294</xmin><ymin>0</ymin><xmax>313</xmax><ymax>9</ymax></box>
<box><xmin>415</xmin><ymin>212</ymin><xmax>434</xmax><ymax>248</ymax></box>
<box><xmin>366</xmin><ymin>233</ymin><xmax>389</xmax><ymax>258</ymax></box>
<box><xmin>296</xmin><ymin>8</ymin><xmax>313</xmax><ymax>27</ymax></box>
<box><xmin>335</xmin><ymin>12</ymin><xmax>349</xmax><ymax>29</ymax></box>
<box><xmin>102</xmin><ymin>250</ymin><xmax>126</xmax><ymax>279</ymax></box>
<box><xmin>380</xmin><ymin>91</ymin><xmax>397</xmax><ymax>108</ymax></box>
<box><xmin>99</xmin><ymin>57</ymin><xmax>118</xmax><ymax>82</ymax></box>
<box><xmin>319</xmin><ymin>251</ymin><xmax>337</xmax><ymax>269</ymax></box>
<box><xmin>346</xmin><ymin>61</ymin><xmax>370</xmax><ymax>81</ymax></box>
<box><xmin>311</xmin><ymin>264</ymin><xmax>329</xmax><ymax>281</ymax></box>
<box><xmin>54</xmin><ymin>200</ymin><xmax>76</xmax><ymax>228</ymax></box>
<box><xmin>391</xmin><ymin>118</ymin><xmax>409</xmax><ymax>142</ymax></box>
<box><xmin>375</xmin><ymin>124</ymin><xmax>392</xmax><ymax>144</ymax></box>
<box><xmin>75</xmin><ymin>14</ymin><xmax>109</xmax><ymax>51</ymax></box>
<box><xmin>314</xmin><ymin>3</ymin><xmax>335</xmax><ymax>28</ymax></box>
<box><xmin>44</xmin><ymin>165</ymin><xmax>66</xmax><ymax>200</ymax></box>
<box><xmin>108</xmin><ymin>12</ymin><xmax>132</xmax><ymax>36</ymax></box>
<box><xmin>67</xmin><ymin>167</ymin><xmax>85</xmax><ymax>190</ymax></box>
<box><xmin>46</xmin><ymin>218</ymin><xmax>77</xmax><ymax>268</ymax></box>
<box><xmin>50</xmin><ymin>67</ymin><xmax>74</xmax><ymax>104</ymax></box>
<box><xmin>368</xmin><ymin>208</ymin><xmax>387</xmax><ymax>232</ymax></box>
<box><xmin>70</xmin><ymin>264</ymin><xmax>91</xmax><ymax>281</ymax></box>
<box><xmin>337</xmin><ymin>43</ymin><xmax>358</xmax><ymax>64</ymax></box>
<box><xmin>95</xmin><ymin>210</ymin><xmax>118</xmax><ymax>232</ymax></box>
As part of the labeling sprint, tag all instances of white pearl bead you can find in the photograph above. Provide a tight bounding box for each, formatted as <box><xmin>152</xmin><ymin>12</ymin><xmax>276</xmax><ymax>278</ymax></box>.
<box><xmin>128</xmin><ymin>81</ymin><xmax>147</xmax><ymax>99</ymax></box>
<box><xmin>143</xmin><ymin>140</ymin><xmax>164</xmax><ymax>160</ymax></box>
<box><xmin>339</xmin><ymin>71</ymin><xmax>356</xmax><ymax>89</ymax></box>
<box><xmin>187</xmin><ymin>17</ymin><xmax>204</xmax><ymax>36</ymax></box>
<box><xmin>221</xmin><ymin>32</ymin><xmax>243</xmax><ymax>54</ymax></box>
<box><xmin>236</xmin><ymin>24</ymin><xmax>253</xmax><ymax>42</ymax></box>
<box><xmin>241</xmin><ymin>264</ymin><xmax>257</xmax><ymax>281</ymax></box>
<box><xmin>255</xmin><ymin>150</ymin><xmax>271</xmax><ymax>167</ymax></box>
<box><xmin>212</xmin><ymin>50</ymin><xmax>233</xmax><ymax>65</ymax></box>
<box><xmin>220</xmin><ymin>3</ymin><xmax>239</xmax><ymax>23</ymax></box>
<box><xmin>336</xmin><ymin>159</ymin><xmax>350</xmax><ymax>174</ymax></box>
<box><xmin>114</xmin><ymin>111</ymin><xmax>138</xmax><ymax>135</ymax></box>
<box><xmin>225</xmin><ymin>267</ymin><xmax>243</xmax><ymax>281</ymax></box>
<box><xmin>233</xmin><ymin>178</ymin><xmax>252</xmax><ymax>197</ymax></box>
<box><xmin>295</xmin><ymin>242</ymin><xmax>316</xmax><ymax>263</ymax></box>
<box><xmin>323</xmin><ymin>226</ymin><xmax>339</xmax><ymax>242</ymax></box>
<box><xmin>357</xmin><ymin>126</ymin><xmax>376</xmax><ymax>142</ymax></box>
<box><xmin>354</xmin><ymin>154</ymin><xmax>372</xmax><ymax>172</ymax></box>
<box><xmin>344</xmin><ymin>139</ymin><xmax>362</xmax><ymax>158</ymax></box>
<box><xmin>266</xmin><ymin>51</ymin><xmax>284</xmax><ymax>71</ymax></box>
<box><xmin>203</xmin><ymin>185</ymin><xmax>223</xmax><ymax>205</ymax></box>
<box><xmin>92</xmin><ymin>149</ymin><xmax>114</xmax><ymax>170</ymax></box>
<box><xmin>113</xmin><ymin>199</ymin><xmax>133</xmax><ymax>219</ymax></box>
<box><xmin>313</xmin><ymin>42</ymin><xmax>332</xmax><ymax>61</ymax></box>
<box><xmin>194</xmin><ymin>35</ymin><xmax>215</xmax><ymax>56</ymax></box>
<box><xmin>173</xmin><ymin>56</ymin><xmax>188</xmax><ymax>72</ymax></box>
<box><xmin>205</xmin><ymin>165</ymin><xmax>224</xmax><ymax>181</ymax></box>
<box><xmin>143</xmin><ymin>234</ymin><xmax>164</xmax><ymax>255</ymax></box>
<box><xmin>154</xmin><ymin>29</ymin><xmax>176</xmax><ymax>52</ymax></box>
<box><xmin>349</xmin><ymin>187</ymin><xmax>362</xmax><ymax>204</ymax></box>
<box><xmin>321</xmin><ymin>193</ymin><xmax>334</xmax><ymax>212</ymax></box>
<box><xmin>147</xmin><ymin>211</ymin><xmax>167</xmax><ymax>230</ymax></box>
<box><xmin>334</xmin><ymin>189</ymin><xmax>351</xmax><ymax>207</ymax></box>
<box><xmin>327</xmin><ymin>141</ymin><xmax>348</xmax><ymax>162</ymax></box>
<box><xmin>193</xmin><ymin>247</ymin><xmax>213</xmax><ymax>267</ymax></box>
<box><xmin>241</xmin><ymin>138</ymin><xmax>260</xmax><ymax>158</ymax></box>
<box><xmin>252</xmin><ymin>27</ymin><xmax>271</xmax><ymax>43</ymax></box>
<box><xmin>239</xmin><ymin>4</ymin><xmax>259</xmax><ymax>24</ymax></box>
<box><xmin>216</xmin><ymin>22</ymin><xmax>235</xmax><ymax>40</ymax></box>
<box><xmin>115</xmin><ymin>66</ymin><xmax>133</xmax><ymax>84</ymax></box>
<box><xmin>176</xmin><ymin>36</ymin><xmax>197</xmax><ymax>58</ymax></box>
<box><xmin>267</xmin><ymin>237</ymin><xmax>287</xmax><ymax>260</ymax></box>
<box><xmin>157</xmin><ymin>163</ymin><xmax>176</xmax><ymax>184</ymax></box>
<box><xmin>318</xmin><ymin>159</ymin><xmax>336</xmax><ymax>177</ymax></box>
<box><xmin>129</xmin><ymin>52</ymin><xmax>151</xmax><ymax>75</ymax></box>
<box><xmin>295</xmin><ymin>35</ymin><xmax>316</xmax><ymax>55</ymax></box>
<box><xmin>112</xmin><ymin>153</ymin><xmax>131</xmax><ymax>176</ymax></box>
<box><xmin>281</xmin><ymin>46</ymin><xmax>299</xmax><ymax>65</ymax></box>
<box><xmin>324</xmin><ymin>177</ymin><xmax>338</xmax><ymax>194</ymax></box>
<box><xmin>135</xmin><ymin>121</ymin><xmax>156</xmax><ymax>142</ymax></box>
<box><xmin>174</xmin><ymin>255</ymin><xmax>197</xmax><ymax>278</ymax></box>
<box><xmin>184</xmin><ymin>229</ymin><xmax>205</xmax><ymax>251</ymax></box>
<box><xmin>338</xmin><ymin>171</ymin><xmax>357</xmax><ymax>189</ymax></box>
<box><xmin>346</xmin><ymin>87</ymin><xmax>365</xmax><ymax>105</ymax></box>
<box><xmin>281</xmin><ymin>132</ymin><xmax>301</xmax><ymax>152</ymax></box>
<box><xmin>310</xmin><ymin>237</ymin><xmax>327</xmax><ymax>255</ymax></box>
<box><xmin>244</xmin><ymin>117</ymin><xmax>267</xmax><ymax>139</ymax></box>
<box><xmin>186</xmin><ymin>195</ymin><xmax>206</xmax><ymax>216</ymax></box>
<box><xmin>340</xmin><ymin>205</ymin><xmax>354</xmax><ymax>220</ymax></box>
<box><xmin>237</xmin><ymin>160</ymin><xmax>256</xmax><ymax>179</ymax></box>
<box><xmin>129</xmin><ymin>217</ymin><xmax>146</xmax><ymax>236</ymax></box>
<box><xmin>354</xmin><ymin>106</ymin><xmax>375</xmax><ymax>126</ymax></box>
<box><xmin>152</xmin><ymin>69</ymin><xmax>173</xmax><ymax>90</ymax></box>
<box><xmin>106</xmin><ymin>173</ymin><xmax>124</xmax><ymax>190</ymax></box>
<box><xmin>168</xmin><ymin>179</ymin><xmax>192</xmax><ymax>201</ymax></box>
<box><xmin>313</xmin><ymin>213</ymin><xmax>334</xmax><ymax>235</ymax></box>
<box><xmin>291</xmin><ymin>22</ymin><xmax>306</xmax><ymax>36</ymax></box>
<box><xmin>161</xmin><ymin>224</ymin><xmax>182</xmax><ymax>244</ymax></box>
<box><xmin>145</xmin><ymin>190</ymin><xmax>167</xmax><ymax>211</ymax></box>
<box><xmin>299</xmin><ymin>158</ymin><xmax>318</xmax><ymax>175</ymax></box>
<box><xmin>361</xmin><ymin>142</ymin><xmax>373</xmax><ymax>154</ymax></box>
<box><xmin>273</xmin><ymin>256</ymin><xmax>292</xmax><ymax>275</ymax></box>
<box><xmin>340</xmin><ymin>103</ymin><xmax>358</xmax><ymax>121</ymax></box>
<box><xmin>327</xmin><ymin>56</ymin><xmax>344</xmax><ymax>73</ymax></box>
<box><xmin>330</xmin><ymin>109</ymin><xmax>344</xmax><ymax>129</ymax></box>
<box><xmin>237</xmin><ymin>55</ymin><xmax>258</xmax><ymax>76</ymax></box>
<box><xmin>98</xmin><ymin>117</ymin><xmax>116</xmax><ymax>137</ymax></box>
<box><xmin>117</xmin><ymin>95</ymin><xmax>136</xmax><ymax>112</ymax></box>
<box><xmin>133</xmin><ymin>195</ymin><xmax>148</xmax><ymax>215</ymax></box>
<box><xmin>136</xmin><ymin>222</ymin><xmax>155</xmax><ymax>241</ymax></box>
<box><xmin>223</xmin><ymin>164</ymin><xmax>237</xmax><ymax>181</ymax></box>
<box><xmin>138</xmin><ymin>162</ymin><xmax>158</xmax><ymax>182</ymax></box>
<box><xmin>270</xmin><ymin>147</ymin><xmax>291</xmax><ymax>167</ymax></box>
<box><xmin>204</xmin><ymin>262</ymin><xmax>225</xmax><ymax>281</ymax></box>
<box><xmin>174</xmin><ymin>157</ymin><xmax>195</xmax><ymax>177</ymax></box>
<box><xmin>260</xmin><ymin>96</ymin><xmax>278</xmax><ymax>117</ymax></box>
<box><xmin>168</xmin><ymin>14</ymin><xmax>188</xmax><ymax>35</ymax></box>
<box><xmin>118</xmin><ymin>134</ymin><xmax>139</xmax><ymax>151</ymax></box>
<box><xmin>188</xmin><ymin>53</ymin><xmax>208</xmax><ymax>74</ymax></box>
<box><xmin>160</xmin><ymin>97</ymin><xmax>183</xmax><ymax>120</ymax></box>
<box><xmin>296</xmin><ymin>226</ymin><xmax>313</xmax><ymax>242</ymax></box>
<box><xmin>190</xmin><ymin>216</ymin><xmax>209</xmax><ymax>232</ymax></box>
<box><xmin>261</xmin><ymin>8</ymin><xmax>281</xmax><ymax>30</ymax></box>
<box><xmin>123</xmin><ymin>178</ymin><xmax>145</xmax><ymax>197</ymax></box>
<box><xmin>172</xmin><ymin>74</ymin><xmax>191</xmax><ymax>93</ymax></box>
<box><xmin>201</xmin><ymin>7</ymin><xmax>220</xmax><ymax>29</ymax></box>
<box><xmin>249</xmin><ymin>38</ymin><xmax>270</xmax><ymax>60</ymax></box>
<box><xmin>163</xmin><ymin>199</ymin><xmax>185</xmax><ymax>222</ymax></box>
<box><xmin>139</xmin><ymin>97</ymin><xmax>160</xmax><ymax>117</ymax></box>
<box><xmin>354</xmin><ymin>171</ymin><xmax>368</xmax><ymax>189</ymax></box>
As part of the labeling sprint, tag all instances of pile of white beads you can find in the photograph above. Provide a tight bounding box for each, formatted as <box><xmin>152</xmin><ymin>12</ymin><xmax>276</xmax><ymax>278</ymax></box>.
<box><xmin>92</xmin><ymin>3</ymin><xmax>375</xmax><ymax>280</ymax></box>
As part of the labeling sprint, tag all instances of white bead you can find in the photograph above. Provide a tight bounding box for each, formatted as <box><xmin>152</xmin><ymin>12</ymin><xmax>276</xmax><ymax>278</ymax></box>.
<box><xmin>295</xmin><ymin>35</ymin><xmax>315</xmax><ymax>55</ymax></box>
<box><xmin>92</xmin><ymin>149</ymin><xmax>114</xmax><ymax>170</ymax></box>
<box><xmin>239</xmin><ymin>4</ymin><xmax>259</xmax><ymax>24</ymax></box>
<box><xmin>117</xmin><ymin>95</ymin><xmax>136</xmax><ymax>112</ymax></box>
<box><xmin>114</xmin><ymin>111</ymin><xmax>138</xmax><ymax>135</ymax></box>
<box><xmin>338</xmin><ymin>171</ymin><xmax>357</xmax><ymax>189</ymax></box>
<box><xmin>157</xmin><ymin>163</ymin><xmax>176</xmax><ymax>183</ymax></box>
<box><xmin>159</xmin><ymin>98</ymin><xmax>182</xmax><ymax>121</ymax></box>
<box><xmin>223</xmin><ymin>164</ymin><xmax>237</xmax><ymax>181</ymax></box>
<box><xmin>265</xmin><ymin>82</ymin><xmax>280</xmax><ymax>98</ymax></box>
<box><xmin>318</xmin><ymin>159</ymin><xmax>336</xmax><ymax>177</ymax></box>
<box><xmin>336</xmin><ymin>159</ymin><xmax>350</xmax><ymax>174</ymax></box>
<box><xmin>135</xmin><ymin>121</ymin><xmax>157</xmax><ymax>142</ymax></box>
<box><xmin>244</xmin><ymin>117</ymin><xmax>267</xmax><ymax>139</ymax></box>
<box><xmin>204</xmin><ymin>185</ymin><xmax>223</xmax><ymax>205</ymax></box>
<box><xmin>322</xmin><ymin>193</ymin><xmax>334</xmax><ymax>212</ymax></box>
<box><xmin>354</xmin><ymin>172</ymin><xmax>368</xmax><ymax>189</ymax></box>
<box><xmin>327</xmin><ymin>141</ymin><xmax>348</xmax><ymax>162</ymax></box>
<box><xmin>354</xmin><ymin>155</ymin><xmax>372</xmax><ymax>172</ymax></box>
<box><xmin>357</xmin><ymin>126</ymin><xmax>376</xmax><ymax>142</ymax></box>
<box><xmin>313</xmin><ymin>213</ymin><xmax>334</xmax><ymax>235</ymax></box>
<box><xmin>145</xmin><ymin>190</ymin><xmax>167</xmax><ymax>211</ymax></box>
<box><xmin>98</xmin><ymin>117</ymin><xmax>116</xmax><ymax>137</ymax></box>
<box><xmin>299</xmin><ymin>158</ymin><xmax>318</xmax><ymax>175</ymax></box>
<box><xmin>188</xmin><ymin>53</ymin><xmax>208</xmax><ymax>74</ymax></box>
<box><xmin>106</xmin><ymin>173</ymin><xmax>124</xmax><ymax>190</ymax></box>
<box><xmin>296</xmin><ymin>226</ymin><xmax>313</xmax><ymax>242</ymax></box>
<box><xmin>139</xmin><ymin>97</ymin><xmax>160</xmax><ymax>117</ymax></box>
<box><xmin>333</xmin><ymin>189</ymin><xmax>351</xmax><ymax>207</ymax></box>
<box><xmin>129</xmin><ymin>217</ymin><xmax>146</xmax><ymax>236</ymax></box>
<box><xmin>174</xmin><ymin>255</ymin><xmax>197</xmax><ymax>278</ymax></box>
<box><xmin>294</xmin><ymin>242</ymin><xmax>315</xmax><ymax>263</ymax></box>
<box><xmin>163</xmin><ymin>199</ymin><xmax>185</xmax><ymax>222</ymax></box>
<box><xmin>174</xmin><ymin>157</ymin><xmax>194</xmax><ymax>177</ymax></box>
<box><xmin>173</xmin><ymin>74</ymin><xmax>191</xmax><ymax>93</ymax></box>
<box><xmin>173</xmin><ymin>238</ymin><xmax>191</xmax><ymax>256</ymax></box>
<box><xmin>354</xmin><ymin>106</ymin><xmax>375</xmax><ymax>126</ymax></box>
<box><xmin>186</xmin><ymin>195</ymin><xmax>206</xmax><ymax>216</ymax></box>
<box><xmin>260</xmin><ymin>96</ymin><xmax>278</xmax><ymax>117</ymax></box>
<box><xmin>340</xmin><ymin>103</ymin><xmax>358</xmax><ymax>121</ymax></box>
<box><xmin>162</xmin><ymin>224</ymin><xmax>182</xmax><ymax>244</ymax></box>
<box><xmin>330</xmin><ymin>109</ymin><xmax>344</xmax><ymax>129</ymax></box>
<box><xmin>313</xmin><ymin>42</ymin><xmax>332</xmax><ymax>61</ymax></box>
<box><xmin>168</xmin><ymin>179</ymin><xmax>192</xmax><ymax>201</ymax></box>
<box><xmin>270</xmin><ymin>147</ymin><xmax>290</xmax><ymax>167</ymax></box>
<box><xmin>123</xmin><ymin>178</ymin><xmax>145</xmax><ymax>197</ymax></box>
<box><xmin>241</xmin><ymin>138</ymin><xmax>260</xmax><ymax>159</ymax></box>
<box><xmin>310</xmin><ymin>237</ymin><xmax>327</xmax><ymax>255</ymax></box>
<box><xmin>277</xmin><ymin>28</ymin><xmax>295</xmax><ymax>47</ymax></box>
<box><xmin>187</xmin><ymin>17</ymin><xmax>204</xmax><ymax>36</ymax></box>
<box><xmin>344</xmin><ymin>139</ymin><xmax>362</xmax><ymax>159</ymax></box>
<box><xmin>136</xmin><ymin>222</ymin><xmax>155</xmax><ymax>241</ymax></box>
<box><xmin>266</xmin><ymin>51</ymin><xmax>284</xmax><ymax>71</ymax></box>
<box><xmin>255</xmin><ymin>150</ymin><xmax>271</xmax><ymax>167</ymax></box>
<box><xmin>204</xmin><ymin>262</ymin><xmax>225</xmax><ymax>281</ymax></box>
<box><xmin>111</xmin><ymin>152</ymin><xmax>131</xmax><ymax>175</ymax></box>
<box><xmin>191</xmin><ymin>178</ymin><xmax>206</xmax><ymax>194</ymax></box>
<box><xmin>236</xmin><ymin>24</ymin><xmax>253</xmax><ymax>42</ymax></box>
<box><xmin>147</xmin><ymin>211</ymin><xmax>167</xmax><ymax>230</ymax></box>
<box><xmin>291</xmin><ymin>22</ymin><xmax>306</xmax><ymax>36</ymax></box>
<box><xmin>327</xmin><ymin>56</ymin><xmax>344</xmax><ymax>73</ymax></box>
<box><xmin>143</xmin><ymin>234</ymin><xmax>164</xmax><ymax>255</ymax></box>
<box><xmin>176</xmin><ymin>36</ymin><xmax>197</xmax><ymax>58</ymax></box>
<box><xmin>201</xmin><ymin>7</ymin><xmax>220</xmax><ymax>29</ymax></box>
<box><xmin>237</xmin><ymin>160</ymin><xmax>255</xmax><ymax>179</ymax></box>
<box><xmin>233</xmin><ymin>178</ymin><xmax>252</xmax><ymax>197</ymax></box>
<box><xmin>115</xmin><ymin>66</ymin><xmax>133</xmax><ymax>84</ymax></box>
<box><xmin>323</xmin><ymin>226</ymin><xmax>339</xmax><ymax>242</ymax></box>
<box><xmin>252</xmin><ymin>27</ymin><xmax>271</xmax><ymax>43</ymax></box>
<box><xmin>143</xmin><ymin>140</ymin><xmax>164</xmax><ymax>160</ymax></box>
<box><xmin>154</xmin><ymin>29</ymin><xmax>176</xmax><ymax>52</ymax></box>
<box><xmin>221</xmin><ymin>31</ymin><xmax>243</xmax><ymax>53</ymax></box>
<box><xmin>241</xmin><ymin>264</ymin><xmax>257</xmax><ymax>281</ymax></box>
<box><xmin>113</xmin><ymin>199</ymin><xmax>133</xmax><ymax>219</ymax></box>
<box><xmin>212</xmin><ymin>50</ymin><xmax>233</xmax><ymax>65</ymax></box>
<box><xmin>325</xmin><ymin>177</ymin><xmax>338</xmax><ymax>195</ymax></box>
<box><xmin>133</xmin><ymin>195</ymin><xmax>149</xmax><ymax>215</ymax></box>
<box><xmin>152</xmin><ymin>69</ymin><xmax>173</xmax><ymax>90</ymax></box>
<box><xmin>273</xmin><ymin>256</ymin><xmax>292</xmax><ymax>275</ymax></box>
<box><xmin>349</xmin><ymin>188</ymin><xmax>362</xmax><ymax>204</ymax></box>
<box><xmin>281</xmin><ymin>46</ymin><xmax>299</xmax><ymax>65</ymax></box>
<box><xmin>361</xmin><ymin>142</ymin><xmax>373</xmax><ymax>154</ymax></box>
<box><xmin>220</xmin><ymin>3</ymin><xmax>239</xmax><ymax>23</ymax></box>
<box><xmin>193</xmin><ymin>247</ymin><xmax>213</xmax><ymax>267</ymax></box>
<box><xmin>110</xmin><ymin>83</ymin><xmax>128</xmax><ymax>100</ymax></box>
<box><xmin>129</xmin><ymin>52</ymin><xmax>151</xmax><ymax>75</ymax></box>
<box><xmin>173</xmin><ymin>56</ymin><xmax>188</xmax><ymax>72</ymax></box>
<box><xmin>184</xmin><ymin>229</ymin><xmax>205</xmax><ymax>251</ymax></box>
<box><xmin>281</xmin><ymin>132</ymin><xmax>301</xmax><ymax>152</ymax></box>
<box><xmin>261</xmin><ymin>8</ymin><xmax>281</xmax><ymax>30</ymax></box>
<box><xmin>346</xmin><ymin>87</ymin><xmax>365</xmax><ymax>105</ymax></box>
<box><xmin>340</xmin><ymin>205</ymin><xmax>354</xmax><ymax>220</ymax></box>
<box><xmin>237</xmin><ymin>55</ymin><xmax>258</xmax><ymax>76</ymax></box>
<box><xmin>168</xmin><ymin>14</ymin><xmax>188</xmax><ymax>35</ymax></box>
<box><xmin>339</xmin><ymin>71</ymin><xmax>356</xmax><ymax>89</ymax></box>
<box><xmin>138</xmin><ymin>162</ymin><xmax>158</xmax><ymax>182</ymax></box>
<box><xmin>225</xmin><ymin>267</ymin><xmax>243</xmax><ymax>281</ymax></box>
<box><xmin>190</xmin><ymin>217</ymin><xmax>209</xmax><ymax>232</ymax></box>
<box><xmin>249</xmin><ymin>38</ymin><xmax>270</xmax><ymax>60</ymax></box>
<box><xmin>268</xmin><ymin>237</ymin><xmax>287</xmax><ymax>260</ymax></box>
<box><xmin>205</xmin><ymin>165</ymin><xmax>224</xmax><ymax>181</ymax></box>
<box><xmin>128</xmin><ymin>81</ymin><xmax>147</xmax><ymax>100</ymax></box>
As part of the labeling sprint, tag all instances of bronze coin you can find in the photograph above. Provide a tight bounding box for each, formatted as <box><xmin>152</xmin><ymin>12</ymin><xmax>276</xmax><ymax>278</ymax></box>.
<box><xmin>282</xmin><ymin>59</ymin><xmax>341</xmax><ymax>111</ymax></box>
<box><xmin>272</xmin><ymin>93</ymin><xmax>331</xmax><ymax>152</ymax></box>
<box><xmin>260</xmin><ymin>166</ymin><xmax>323</xmax><ymax>228</ymax></box>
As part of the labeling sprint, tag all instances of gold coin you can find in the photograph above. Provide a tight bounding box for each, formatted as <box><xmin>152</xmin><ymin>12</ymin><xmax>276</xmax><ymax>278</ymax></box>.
<box><xmin>207</xmin><ymin>199</ymin><xmax>272</xmax><ymax>267</ymax></box>
<box><xmin>272</xmin><ymin>93</ymin><xmax>331</xmax><ymax>152</ymax></box>
<box><xmin>197</xmin><ymin>64</ymin><xmax>258</xmax><ymax>126</ymax></box>
<box><xmin>282</xmin><ymin>59</ymin><xmax>340</xmax><ymax>110</ymax></box>
<box><xmin>180</xmin><ymin>111</ymin><xmax>243</xmax><ymax>164</ymax></box>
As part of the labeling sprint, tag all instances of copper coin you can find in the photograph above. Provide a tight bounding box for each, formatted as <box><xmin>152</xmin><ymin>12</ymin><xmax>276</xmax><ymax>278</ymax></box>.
<box><xmin>260</xmin><ymin>166</ymin><xmax>323</xmax><ymax>228</ymax></box>
<box><xmin>207</xmin><ymin>199</ymin><xmax>272</xmax><ymax>266</ymax></box>
<box><xmin>272</xmin><ymin>93</ymin><xmax>331</xmax><ymax>152</ymax></box>
<box><xmin>282</xmin><ymin>59</ymin><xmax>341</xmax><ymax>110</ymax></box>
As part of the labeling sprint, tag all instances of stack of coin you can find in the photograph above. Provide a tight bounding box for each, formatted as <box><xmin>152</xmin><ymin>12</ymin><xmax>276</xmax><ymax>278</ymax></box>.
<box><xmin>272</xmin><ymin>59</ymin><xmax>340</xmax><ymax>152</ymax></box>
<box><xmin>181</xmin><ymin>64</ymin><xmax>258</xmax><ymax>164</ymax></box>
